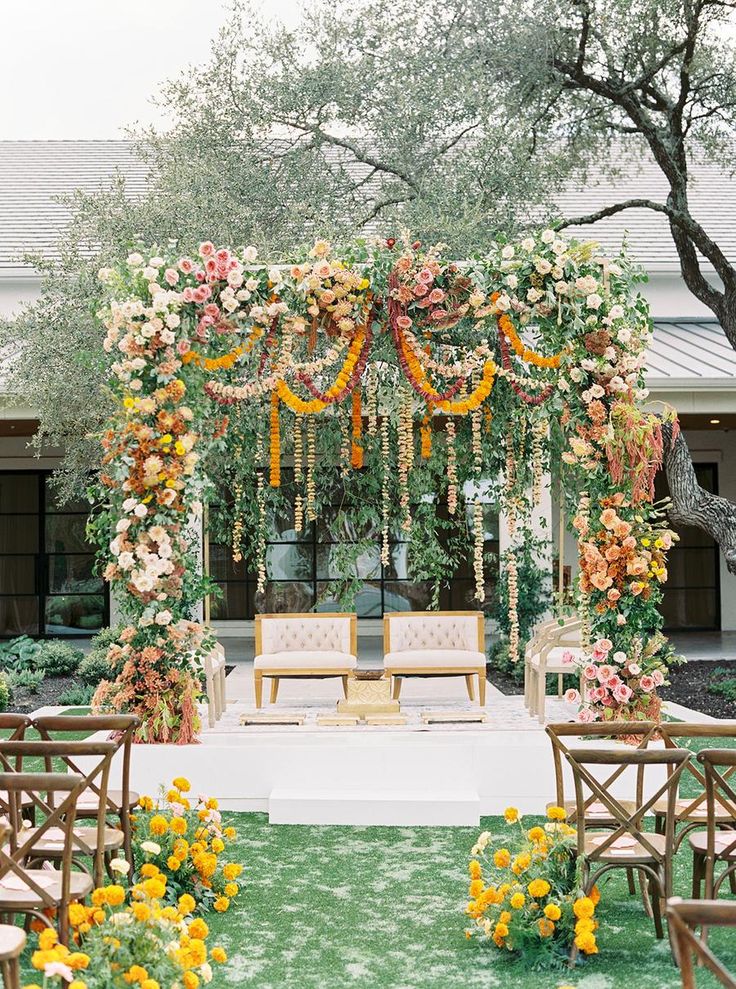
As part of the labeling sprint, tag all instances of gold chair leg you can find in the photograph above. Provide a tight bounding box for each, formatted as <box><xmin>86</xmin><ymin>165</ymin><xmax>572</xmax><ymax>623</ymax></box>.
<box><xmin>465</xmin><ymin>674</ymin><xmax>475</xmax><ymax>701</ymax></box>
<box><xmin>254</xmin><ymin>673</ymin><xmax>263</xmax><ymax>709</ymax></box>
<box><xmin>478</xmin><ymin>670</ymin><xmax>486</xmax><ymax>708</ymax></box>
<box><xmin>341</xmin><ymin>675</ymin><xmax>349</xmax><ymax>698</ymax></box>
<box><xmin>392</xmin><ymin>677</ymin><xmax>402</xmax><ymax>700</ymax></box>
<box><xmin>270</xmin><ymin>678</ymin><xmax>280</xmax><ymax>704</ymax></box>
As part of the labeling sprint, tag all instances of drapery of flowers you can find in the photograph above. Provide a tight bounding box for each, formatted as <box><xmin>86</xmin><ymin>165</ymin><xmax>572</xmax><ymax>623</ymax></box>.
<box><xmin>92</xmin><ymin>230</ymin><xmax>679</xmax><ymax>740</ymax></box>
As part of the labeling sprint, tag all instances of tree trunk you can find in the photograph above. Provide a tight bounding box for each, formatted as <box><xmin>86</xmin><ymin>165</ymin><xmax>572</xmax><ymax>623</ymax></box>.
<box><xmin>661</xmin><ymin>422</ymin><xmax>736</xmax><ymax>575</ymax></box>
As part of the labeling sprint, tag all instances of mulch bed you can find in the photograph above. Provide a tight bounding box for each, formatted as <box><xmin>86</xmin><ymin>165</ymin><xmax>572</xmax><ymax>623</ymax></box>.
<box><xmin>487</xmin><ymin>659</ymin><xmax>736</xmax><ymax>719</ymax></box>
<box><xmin>660</xmin><ymin>659</ymin><xmax>736</xmax><ymax>719</ymax></box>
<box><xmin>7</xmin><ymin>674</ymin><xmax>80</xmax><ymax>714</ymax></box>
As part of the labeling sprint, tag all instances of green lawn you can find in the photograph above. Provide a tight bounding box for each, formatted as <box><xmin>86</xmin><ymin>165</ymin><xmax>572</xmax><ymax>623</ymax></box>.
<box><xmin>194</xmin><ymin>812</ymin><xmax>736</xmax><ymax>989</ymax></box>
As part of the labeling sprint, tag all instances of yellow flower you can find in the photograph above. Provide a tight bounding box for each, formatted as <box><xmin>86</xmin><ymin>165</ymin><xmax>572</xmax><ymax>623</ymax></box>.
<box><xmin>573</xmin><ymin>896</ymin><xmax>595</xmax><ymax>920</ymax></box>
<box><xmin>149</xmin><ymin>815</ymin><xmax>169</xmax><ymax>836</ymax></box>
<box><xmin>527</xmin><ymin>827</ymin><xmax>546</xmax><ymax>843</ymax></box>
<box><xmin>574</xmin><ymin>930</ymin><xmax>598</xmax><ymax>954</ymax></box>
<box><xmin>211</xmin><ymin>947</ymin><xmax>227</xmax><ymax>964</ymax></box>
<box><xmin>91</xmin><ymin>888</ymin><xmax>108</xmax><ymax>907</ymax></box>
<box><xmin>547</xmin><ymin>806</ymin><xmax>567</xmax><ymax>821</ymax></box>
<box><xmin>38</xmin><ymin>928</ymin><xmax>58</xmax><ymax>951</ymax></box>
<box><xmin>544</xmin><ymin>903</ymin><xmax>561</xmax><ymax>921</ymax></box>
<box><xmin>213</xmin><ymin>896</ymin><xmax>230</xmax><ymax>913</ymax></box>
<box><xmin>188</xmin><ymin>918</ymin><xmax>209</xmax><ymax>940</ymax></box>
<box><xmin>528</xmin><ymin>879</ymin><xmax>551</xmax><ymax>898</ymax></box>
<box><xmin>142</xmin><ymin>981</ymin><xmax>160</xmax><ymax>989</ymax></box>
<box><xmin>211</xmin><ymin>837</ymin><xmax>225</xmax><ymax>854</ymax></box>
<box><xmin>167</xmin><ymin>855</ymin><xmax>181</xmax><ymax>871</ymax></box>
<box><xmin>224</xmin><ymin>882</ymin><xmax>239</xmax><ymax>898</ymax></box>
<box><xmin>504</xmin><ymin>806</ymin><xmax>519</xmax><ymax>823</ymax></box>
<box><xmin>179</xmin><ymin>894</ymin><xmax>196</xmax><ymax>915</ymax></box>
<box><xmin>170</xmin><ymin>817</ymin><xmax>187</xmax><ymax>836</ymax></box>
<box><xmin>493</xmin><ymin>849</ymin><xmax>511</xmax><ymax>869</ymax></box>
<box><xmin>127</xmin><ymin>965</ymin><xmax>148</xmax><ymax>983</ymax></box>
<box><xmin>68</xmin><ymin>903</ymin><xmax>88</xmax><ymax>927</ymax></box>
<box><xmin>142</xmin><ymin>878</ymin><xmax>166</xmax><ymax>901</ymax></box>
<box><xmin>224</xmin><ymin>827</ymin><xmax>236</xmax><ymax>840</ymax></box>
<box><xmin>469</xmin><ymin>860</ymin><xmax>482</xmax><ymax>880</ymax></box>
<box><xmin>510</xmin><ymin>892</ymin><xmax>525</xmax><ymax>909</ymax></box>
<box><xmin>140</xmin><ymin>863</ymin><xmax>159</xmax><ymax>878</ymax></box>
<box><xmin>537</xmin><ymin>918</ymin><xmax>555</xmax><ymax>938</ymax></box>
<box><xmin>105</xmin><ymin>885</ymin><xmax>126</xmax><ymax>907</ymax></box>
<box><xmin>173</xmin><ymin>777</ymin><xmax>191</xmax><ymax>793</ymax></box>
<box><xmin>222</xmin><ymin>863</ymin><xmax>242</xmax><ymax>881</ymax></box>
<box><xmin>499</xmin><ymin>911</ymin><xmax>511</xmax><ymax>924</ymax></box>
<box><xmin>182</xmin><ymin>973</ymin><xmax>199</xmax><ymax>989</ymax></box>
<box><xmin>70</xmin><ymin>982</ymin><xmax>88</xmax><ymax>989</ymax></box>
<box><xmin>494</xmin><ymin>922</ymin><xmax>509</xmax><ymax>938</ymax></box>
<box><xmin>132</xmin><ymin>902</ymin><xmax>151</xmax><ymax>922</ymax></box>
<box><xmin>469</xmin><ymin>879</ymin><xmax>484</xmax><ymax>898</ymax></box>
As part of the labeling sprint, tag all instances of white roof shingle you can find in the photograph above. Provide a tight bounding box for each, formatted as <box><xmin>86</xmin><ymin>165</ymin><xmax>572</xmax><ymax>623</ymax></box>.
<box><xmin>646</xmin><ymin>319</ymin><xmax>736</xmax><ymax>387</ymax></box>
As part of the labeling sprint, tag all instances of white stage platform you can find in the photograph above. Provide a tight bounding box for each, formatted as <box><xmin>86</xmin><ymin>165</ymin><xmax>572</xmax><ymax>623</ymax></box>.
<box><xmin>40</xmin><ymin>667</ymin><xmax>671</xmax><ymax>826</ymax></box>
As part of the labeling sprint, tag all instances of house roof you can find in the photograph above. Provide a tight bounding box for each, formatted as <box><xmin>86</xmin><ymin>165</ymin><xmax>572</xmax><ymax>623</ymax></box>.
<box><xmin>1</xmin><ymin>139</ymin><xmax>735</xmax><ymax>273</ymax></box>
<box><xmin>645</xmin><ymin>319</ymin><xmax>736</xmax><ymax>389</ymax></box>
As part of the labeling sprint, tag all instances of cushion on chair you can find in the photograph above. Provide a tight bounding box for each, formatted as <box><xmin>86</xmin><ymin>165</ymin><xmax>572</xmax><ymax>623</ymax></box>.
<box><xmin>260</xmin><ymin>617</ymin><xmax>352</xmax><ymax>654</ymax></box>
<box><xmin>387</xmin><ymin>615</ymin><xmax>480</xmax><ymax>652</ymax></box>
<box><xmin>530</xmin><ymin>646</ymin><xmax>583</xmax><ymax>669</ymax></box>
<box><xmin>254</xmin><ymin>650</ymin><xmax>357</xmax><ymax>670</ymax></box>
<box><xmin>383</xmin><ymin>649</ymin><xmax>485</xmax><ymax>669</ymax></box>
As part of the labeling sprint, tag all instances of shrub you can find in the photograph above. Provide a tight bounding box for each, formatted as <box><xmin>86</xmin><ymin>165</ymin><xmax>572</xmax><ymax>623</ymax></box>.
<box><xmin>0</xmin><ymin>673</ymin><xmax>9</xmax><ymax>712</ymax></box>
<box><xmin>708</xmin><ymin>667</ymin><xmax>736</xmax><ymax>703</ymax></box>
<box><xmin>8</xmin><ymin>668</ymin><xmax>45</xmax><ymax>693</ymax></box>
<box><xmin>58</xmin><ymin>683</ymin><xmax>95</xmax><ymax>706</ymax></box>
<box><xmin>35</xmin><ymin>640</ymin><xmax>83</xmax><ymax>676</ymax></box>
<box><xmin>79</xmin><ymin>648</ymin><xmax>116</xmax><ymax>685</ymax></box>
<box><xmin>0</xmin><ymin>635</ymin><xmax>44</xmax><ymax>672</ymax></box>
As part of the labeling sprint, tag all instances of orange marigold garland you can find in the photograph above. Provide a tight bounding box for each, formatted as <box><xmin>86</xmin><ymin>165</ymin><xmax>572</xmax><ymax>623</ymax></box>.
<box><xmin>351</xmin><ymin>384</ymin><xmax>364</xmax><ymax>469</ymax></box>
<box><xmin>380</xmin><ymin>411</ymin><xmax>391</xmax><ymax>567</ymax></box>
<box><xmin>269</xmin><ymin>391</ymin><xmax>281</xmax><ymax>488</ymax></box>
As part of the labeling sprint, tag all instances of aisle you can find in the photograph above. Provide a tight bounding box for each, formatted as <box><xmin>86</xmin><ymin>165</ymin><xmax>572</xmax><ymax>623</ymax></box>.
<box><xmin>204</xmin><ymin>813</ymin><xmax>734</xmax><ymax>989</ymax></box>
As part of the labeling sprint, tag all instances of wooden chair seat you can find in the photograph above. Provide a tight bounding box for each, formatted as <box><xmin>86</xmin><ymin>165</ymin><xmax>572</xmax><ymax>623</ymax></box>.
<box><xmin>0</xmin><ymin>868</ymin><xmax>93</xmax><ymax>910</ymax></box>
<box><xmin>584</xmin><ymin>830</ymin><xmax>668</xmax><ymax>863</ymax></box>
<box><xmin>71</xmin><ymin>788</ymin><xmax>140</xmax><ymax>815</ymax></box>
<box><xmin>25</xmin><ymin>824</ymin><xmax>124</xmax><ymax>857</ymax></box>
<box><xmin>0</xmin><ymin>923</ymin><xmax>25</xmax><ymax>959</ymax></box>
<box><xmin>689</xmin><ymin>831</ymin><xmax>736</xmax><ymax>861</ymax></box>
<box><xmin>652</xmin><ymin>796</ymin><xmax>735</xmax><ymax>821</ymax></box>
<box><xmin>552</xmin><ymin>798</ymin><xmax>639</xmax><ymax>825</ymax></box>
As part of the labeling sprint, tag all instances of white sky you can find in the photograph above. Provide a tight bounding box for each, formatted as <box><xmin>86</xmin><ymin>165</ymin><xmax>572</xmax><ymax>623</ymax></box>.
<box><xmin>1</xmin><ymin>0</ymin><xmax>304</xmax><ymax>139</ymax></box>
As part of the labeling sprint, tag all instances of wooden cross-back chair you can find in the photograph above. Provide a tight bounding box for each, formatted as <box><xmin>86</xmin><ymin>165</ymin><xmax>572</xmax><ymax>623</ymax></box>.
<box><xmin>690</xmin><ymin>749</ymin><xmax>736</xmax><ymax>901</ymax></box>
<box><xmin>0</xmin><ymin>715</ymin><xmax>35</xmax><ymax>820</ymax></box>
<box><xmin>33</xmin><ymin>714</ymin><xmax>140</xmax><ymax>866</ymax></box>
<box><xmin>658</xmin><ymin>723</ymin><xmax>736</xmax><ymax>852</ymax></box>
<box><xmin>0</xmin><ymin>739</ymin><xmax>122</xmax><ymax>887</ymax></box>
<box><xmin>667</xmin><ymin>898</ymin><xmax>736</xmax><ymax>989</ymax></box>
<box><xmin>564</xmin><ymin>746</ymin><xmax>691</xmax><ymax>950</ymax></box>
<box><xmin>0</xmin><ymin>822</ymin><xmax>26</xmax><ymax>989</ymax></box>
<box><xmin>0</xmin><ymin>772</ymin><xmax>93</xmax><ymax>945</ymax></box>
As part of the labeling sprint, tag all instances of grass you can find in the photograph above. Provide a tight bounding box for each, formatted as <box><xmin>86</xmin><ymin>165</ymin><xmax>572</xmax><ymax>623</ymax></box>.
<box><xmin>191</xmin><ymin>812</ymin><xmax>736</xmax><ymax>989</ymax></box>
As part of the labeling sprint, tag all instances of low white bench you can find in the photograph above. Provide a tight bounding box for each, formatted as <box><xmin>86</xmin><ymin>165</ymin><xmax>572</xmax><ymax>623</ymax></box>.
<box><xmin>253</xmin><ymin>613</ymin><xmax>358</xmax><ymax>708</ymax></box>
<box><xmin>383</xmin><ymin>611</ymin><xmax>487</xmax><ymax>706</ymax></box>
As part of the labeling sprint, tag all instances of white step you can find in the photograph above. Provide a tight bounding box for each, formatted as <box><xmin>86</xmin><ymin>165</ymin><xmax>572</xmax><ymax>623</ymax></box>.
<box><xmin>268</xmin><ymin>787</ymin><xmax>480</xmax><ymax>826</ymax></box>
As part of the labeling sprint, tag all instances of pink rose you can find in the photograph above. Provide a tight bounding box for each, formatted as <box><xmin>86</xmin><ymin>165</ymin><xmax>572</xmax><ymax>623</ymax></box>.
<box><xmin>607</xmin><ymin>589</ymin><xmax>621</xmax><ymax>602</ymax></box>
<box><xmin>182</xmin><ymin>287</ymin><xmax>195</xmax><ymax>303</ymax></box>
<box><xmin>430</xmin><ymin>308</ymin><xmax>449</xmax><ymax>321</ymax></box>
<box><xmin>593</xmin><ymin>686</ymin><xmax>608</xmax><ymax>701</ymax></box>
<box><xmin>417</xmin><ymin>267</ymin><xmax>434</xmax><ymax>284</ymax></box>
<box><xmin>564</xmin><ymin>688</ymin><xmax>581</xmax><ymax>704</ymax></box>
<box><xmin>215</xmin><ymin>248</ymin><xmax>230</xmax><ymax>263</ymax></box>
<box><xmin>204</xmin><ymin>303</ymin><xmax>220</xmax><ymax>319</ymax></box>
<box><xmin>613</xmin><ymin>683</ymin><xmax>633</xmax><ymax>703</ymax></box>
<box><xmin>413</xmin><ymin>283</ymin><xmax>429</xmax><ymax>297</ymax></box>
<box><xmin>178</xmin><ymin>258</ymin><xmax>194</xmax><ymax>274</ymax></box>
<box><xmin>591</xmin><ymin>647</ymin><xmax>609</xmax><ymax>662</ymax></box>
<box><xmin>597</xmin><ymin>664</ymin><xmax>615</xmax><ymax>682</ymax></box>
<box><xmin>205</xmin><ymin>258</ymin><xmax>218</xmax><ymax>275</ymax></box>
<box><xmin>576</xmin><ymin>708</ymin><xmax>596</xmax><ymax>724</ymax></box>
<box><xmin>199</xmin><ymin>241</ymin><xmax>215</xmax><ymax>258</ymax></box>
<box><xmin>176</xmin><ymin>339</ymin><xmax>191</xmax><ymax>355</ymax></box>
<box><xmin>639</xmin><ymin>675</ymin><xmax>655</xmax><ymax>693</ymax></box>
<box><xmin>606</xmin><ymin>676</ymin><xmax>622</xmax><ymax>689</ymax></box>
<box><xmin>396</xmin><ymin>316</ymin><xmax>413</xmax><ymax>330</ymax></box>
<box><xmin>428</xmin><ymin>288</ymin><xmax>445</xmax><ymax>304</ymax></box>
<box><xmin>652</xmin><ymin>669</ymin><xmax>665</xmax><ymax>687</ymax></box>
<box><xmin>583</xmin><ymin>664</ymin><xmax>598</xmax><ymax>681</ymax></box>
<box><xmin>164</xmin><ymin>268</ymin><xmax>179</xmax><ymax>286</ymax></box>
<box><xmin>561</xmin><ymin>649</ymin><xmax>576</xmax><ymax>665</ymax></box>
<box><xmin>594</xmin><ymin>639</ymin><xmax>613</xmax><ymax>653</ymax></box>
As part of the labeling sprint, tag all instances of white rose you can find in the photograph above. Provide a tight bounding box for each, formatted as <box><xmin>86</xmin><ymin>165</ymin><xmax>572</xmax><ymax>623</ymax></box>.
<box><xmin>552</xmin><ymin>240</ymin><xmax>567</xmax><ymax>255</ymax></box>
<box><xmin>617</xmin><ymin>327</ymin><xmax>632</xmax><ymax>344</ymax></box>
<box><xmin>98</xmin><ymin>267</ymin><xmax>114</xmax><ymax>283</ymax></box>
<box><xmin>133</xmin><ymin>503</ymin><xmax>148</xmax><ymax>519</ymax></box>
<box><xmin>115</xmin><ymin>518</ymin><xmax>131</xmax><ymax>533</ymax></box>
<box><xmin>142</xmin><ymin>266</ymin><xmax>158</xmax><ymax>281</ymax></box>
<box><xmin>636</xmin><ymin>388</ymin><xmax>650</xmax><ymax>400</ymax></box>
<box><xmin>613</xmin><ymin>651</ymin><xmax>627</xmax><ymax>664</ymax></box>
<box><xmin>505</xmin><ymin>274</ymin><xmax>518</xmax><ymax>289</ymax></box>
<box><xmin>155</xmin><ymin>610</ymin><xmax>172</xmax><ymax>625</ymax></box>
<box><xmin>118</xmin><ymin>552</ymin><xmax>135</xmax><ymax>571</ymax></box>
<box><xmin>127</xmin><ymin>252</ymin><xmax>144</xmax><ymax>267</ymax></box>
<box><xmin>586</xmin><ymin>293</ymin><xmax>604</xmax><ymax>310</ymax></box>
<box><xmin>521</xmin><ymin>237</ymin><xmax>535</xmax><ymax>251</ymax></box>
<box><xmin>495</xmin><ymin>292</ymin><xmax>511</xmax><ymax>311</ymax></box>
<box><xmin>541</xmin><ymin>228</ymin><xmax>555</xmax><ymax>244</ymax></box>
<box><xmin>569</xmin><ymin>367</ymin><xmax>584</xmax><ymax>382</ymax></box>
<box><xmin>535</xmin><ymin>258</ymin><xmax>552</xmax><ymax>275</ymax></box>
<box><xmin>608</xmin><ymin>304</ymin><xmax>624</xmax><ymax>320</ymax></box>
<box><xmin>526</xmin><ymin>287</ymin><xmax>543</xmax><ymax>303</ymax></box>
<box><xmin>575</xmin><ymin>275</ymin><xmax>598</xmax><ymax>294</ymax></box>
<box><xmin>166</xmin><ymin>313</ymin><xmax>181</xmax><ymax>329</ymax></box>
<box><xmin>554</xmin><ymin>281</ymin><xmax>568</xmax><ymax>295</ymax></box>
<box><xmin>501</xmin><ymin>244</ymin><xmax>515</xmax><ymax>259</ymax></box>
<box><xmin>558</xmin><ymin>377</ymin><xmax>570</xmax><ymax>392</ymax></box>
<box><xmin>243</xmin><ymin>245</ymin><xmax>258</xmax><ymax>263</ymax></box>
<box><xmin>589</xmin><ymin>383</ymin><xmax>605</xmax><ymax>398</ymax></box>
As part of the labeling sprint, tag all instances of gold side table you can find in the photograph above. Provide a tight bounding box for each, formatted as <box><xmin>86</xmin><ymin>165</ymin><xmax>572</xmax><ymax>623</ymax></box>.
<box><xmin>337</xmin><ymin>670</ymin><xmax>401</xmax><ymax>719</ymax></box>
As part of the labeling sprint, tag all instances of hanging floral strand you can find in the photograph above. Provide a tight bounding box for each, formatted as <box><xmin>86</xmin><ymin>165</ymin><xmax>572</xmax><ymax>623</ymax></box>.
<box><xmin>575</xmin><ymin>492</ymin><xmax>593</xmax><ymax>650</ymax></box>
<box><xmin>446</xmin><ymin>418</ymin><xmax>458</xmax><ymax>516</ymax></box>
<box><xmin>294</xmin><ymin>413</ymin><xmax>304</xmax><ymax>534</ymax></box>
<box><xmin>255</xmin><ymin>427</ymin><xmax>267</xmax><ymax>595</ymax></box>
<box><xmin>420</xmin><ymin>404</ymin><xmax>433</xmax><ymax>459</ymax></box>
<box><xmin>339</xmin><ymin>404</ymin><xmax>351</xmax><ymax>478</ymax></box>
<box><xmin>398</xmin><ymin>388</ymin><xmax>414</xmax><ymax>532</ymax></box>
<box><xmin>507</xmin><ymin>547</ymin><xmax>520</xmax><ymax>662</ymax></box>
<box><xmin>306</xmin><ymin>415</ymin><xmax>317</xmax><ymax>523</ymax></box>
<box><xmin>351</xmin><ymin>384</ymin><xmax>363</xmax><ymax>469</ymax></box>
<box><xmin>471</xmin><ymin>407</ymin><xmax>485</xmax><ymax>601</ymax></box>
<box><xmin>504</xmin><ymin>430</ymin><xmax>517</xmax><ymax>536</ymax></box>
<box><xmin>366</xmin><ymin>372</ymin><xmax>378</xmax><ymax>438</ymax></box>
<box><xmin>381</xmin><ymin>412</ymin><xmax>391</xmax><ymax>567</ymax></box>
<box><xmin>531</xmin><ymin>419</ymin><xmax>548</xmax><ymax>507</ymax></box>
<box><xmin>269</xmin><ymin>391</ymin><xmax>281</xmax><ymax>488</ymax></box>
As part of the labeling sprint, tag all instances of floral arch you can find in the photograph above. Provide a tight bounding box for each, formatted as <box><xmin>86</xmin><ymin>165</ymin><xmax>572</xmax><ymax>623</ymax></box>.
<box><xmin>92</xmin><ymin>232</ymin><xmax>679</xmax><ymax>742</ymax></box>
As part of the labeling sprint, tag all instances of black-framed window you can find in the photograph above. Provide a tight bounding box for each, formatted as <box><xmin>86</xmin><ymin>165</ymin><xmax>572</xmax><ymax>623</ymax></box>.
<box><xmin>0</xmin><ymin>471</ymin><xmax>108</xmax><ymax>638</ymax></box>
<box><xmin>655</xmin><ymin>462</ymin><xmax>720</xmax><ymax>631</ymax></box>
<box><xmin>207</xmin><ymin>468</ymin><xmax>499</xmax><ymax>619</ymax></box>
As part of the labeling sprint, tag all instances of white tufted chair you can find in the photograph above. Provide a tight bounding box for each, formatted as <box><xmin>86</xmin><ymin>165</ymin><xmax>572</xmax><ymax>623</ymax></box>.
<box><xmin>383</xmin><ymin>611</ymin><xmax>487</xmax><ymax>706</ymax></box>
<box><xmin>253</xmin><ymin>613</ymin><xmax>358</xmax><ymax>708</ymax></box>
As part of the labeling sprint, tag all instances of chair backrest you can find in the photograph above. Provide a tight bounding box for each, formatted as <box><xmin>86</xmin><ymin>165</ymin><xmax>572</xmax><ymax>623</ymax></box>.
<box><xmin>0</xmin><ymin>714</ymin><xmax>33</xmax><ymax>772</ymax></box>
<box><xmin>0</xmin><ymin>739</ymin><xmax>119</xmax><ymax>876</ymax></box>
<box><xmin>667</xmin><ymin>898</ymin><xmax>736</xmax><ymax>989</ymax></box>
<box><xmin>255</xmin><ymin>613</ymin><xmax>357</xmax><ymax>656</ymax></box>
<box><xmin>564</xmin><ymin>746</ymin><xmax>691</xmax><ymax>863</ymax></box>
<box><xmin>538</xmin><ymin>619</ymin><xmax>583</xmax><ymax>663</ymax></box>
<box><xmin>0</xmin><ymin>771</ymin><xmax>84</xmax><ymax>910</ymax></box>
<box><xmin>697</xmin><ymin>749</ymin><xmax>736</xmax><ymax>863</ymax></box>
<box><xmin>32</xmin><ymin>714</ymin><xmax>140</xmax><ymax>815</ymax></box>
<box><xmin>546</xmin><ymin>721</ymin><xmax>660</xmax><ymax>816</ymax></box>
<box><xmin>660</xmin><ymin>723</ymin><xmax>736</xmax><ymax>820</ymax></box>
<box><xmin>384</xmin><ymin>611</ymin><xmax>484</xmax><ymax>653</ymax></box>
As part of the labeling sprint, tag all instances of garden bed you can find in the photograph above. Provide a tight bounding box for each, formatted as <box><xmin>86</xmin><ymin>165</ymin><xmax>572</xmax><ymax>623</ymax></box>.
<box><xmin>7</xmin><ymin>673</ymin><xmax>82</xmax><ymax>714</ymax></box>
<box><xmin>659</xmin><ymin>659</ymin><xmax>736</xmax><ymax>719</ymax></box>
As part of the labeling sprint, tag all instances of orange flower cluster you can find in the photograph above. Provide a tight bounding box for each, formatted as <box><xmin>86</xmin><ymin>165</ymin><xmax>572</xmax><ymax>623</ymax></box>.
<box><xmin>269</xmin><ymin>391</ymin><xmax>280</xmax><ymax>488</ymax></box>
<box><xmin>351</xmin><ymin>385</ymin><xmax>363</xmax><ymax>469</ymax></box>
<box><xmin>497</xmin><ymin>311</ymin><xmax>562</xmax><ymax>369</ymax></box>
<box><xmin>397</xmin><ymin>329</ymin><xmax>496</xmax><ymax>413</ymax></box>
<box><xmin>182</xmin><ymin>325</ymin><xmax>263</xmax><ymax>371</ymax></box>
<box><xmin>276</xmin><ymin>328</ymin><xmax>366</xmax><ymax>415</ymax></box>
<box><xmin>420</xmin><ymin>405</ymin><xmax>433</xmax><ymax>458</ymax></box>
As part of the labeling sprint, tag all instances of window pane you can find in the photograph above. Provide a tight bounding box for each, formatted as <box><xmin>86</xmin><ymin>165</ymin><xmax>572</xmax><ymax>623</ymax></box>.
<box><xmin>661</xmin><ymin>588</ymin><xmax>718</xmax><ymax>630</ymax></box>
<box><xmin>383</xmin><ymin>580</ymin><xmax>435</xmax><ymax>612</ymax></box>
<box><xmin>317</xmin><ymin>580</ymin><xmax>383</xmax><ymax>618</ymax></box>
<box><xmin>261</xmin><ymin>581</ymin><xmax>313</xmax><ymax>613</ymax></box>
<box><xmin>45</xmin><ymin>515</ymin><xmax>90</xmax><ymax>554</ymax></box>
<box><xmin>384</xmin><ymin>544</ymin><xmax>409</xmax><ymax>580</ymax></box>
<box><xmin>265</xmin><ymin>510</ymin><xmax>312</xmax><ymax>543</ymax></box>
<box><xmin>0</xmin><ymin>516</ymin><xmax>39</xmax><ymax>553</ymax></box>
<box><xmin>317</xmin><ymin>507</ymin><xmax>379</xmax><ymax>543</ymax></box>
<box><xmin>208</xmin><ymin>542</ymin><xmax>251</xmax><ymax>581</ymax></box>
<box><xmin>265</xmin><ymin>544</ymin><xmax>313</xmax><ymax>580</ymax></box>
<box><xmin>47</xmin><ymin>555</ymin><xmax>103</xmax><ymax>594</ymax></box>
<box><xmin>46</xmin><ymin>489</ymin><xmax>90</xmax><ymax>514</ymax></box>
<box><xmin>45</xmin><ymin>594</ymin><xmax>104</xmax><ymax>634</ymax></box>
<box><xmin>0</xmin><ymin>556</ymin><xmax>36</xmax><ymax>594</ymax></box>
<box><xmin>316</xmin><ymin>544</ymin><xmax>380</xmax><ymax>580</ymax></box>
<box><xmin>210</xmin><ymin>582</ymin><xmax>251</xmax><ymax>620</ymax></box>
<box><xmin>0</xmin><ymin>597</ymin><xmax>38</xmax><ymax>636</ymax></box>
<box><xmin>666</xmin><ymin>548</ymin><xmax>718</xmax><ymax>588</ymax></box>
<box><xmin>0</xmin><ymin>474</ymin><xmax>39</xmax><ymax>513</ymax></box>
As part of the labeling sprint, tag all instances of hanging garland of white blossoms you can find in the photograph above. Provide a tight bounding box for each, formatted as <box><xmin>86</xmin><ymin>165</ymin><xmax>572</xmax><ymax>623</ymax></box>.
<box><xmin>293</xmin><ymin>413</ymin><xmax>304</xmax><ymax>534</ymax></box>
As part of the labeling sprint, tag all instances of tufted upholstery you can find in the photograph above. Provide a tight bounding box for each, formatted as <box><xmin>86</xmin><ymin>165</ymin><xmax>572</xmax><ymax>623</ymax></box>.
<box><xmin>254</xmin><ymin>650</ymin><xmax>357</xmax><ymax>670</ymax></box>
<box><xmin>387</xmin><ymin>614</ymin><xmax>480</xmax><ymax>653</ymax></box>
<box><xmin>384</xmin><ymin>649</ymin><xmax>485</xmax><ymax>669</ymax></box>
<box><xmin>260</xmin><ymin>616</ymin><xmax>352</xmax><ymax>655</ymax></box>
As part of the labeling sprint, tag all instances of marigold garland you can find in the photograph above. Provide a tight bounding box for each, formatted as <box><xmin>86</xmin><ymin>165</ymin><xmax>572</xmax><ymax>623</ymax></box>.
<box><xmin>269</xmin><ymin>391</ymin><xmax>281</xmax><ymax>488</ymax></box>
<box><xmin>294</xmin><ymin>413</ymin><xmax>304</xmax><ymax>533</ymax></box>
<box><xmin>351</xmin><ymin>385</ymin><xmax>364</xmax><ymax>469</ymax></box>
<box><xmin>381</xmin><ymin>412</ymin><xmax>391</xmax><ymax>566</ymax></box>
<box><xmin>496</xmin><ymin>307</ymin><xmax>563</xmax><ymax>369</ymax></box>
<box><xmin>276</xmin><ymin>325</ymin><xmax>370</xmax><ymax>415</ymax></box>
